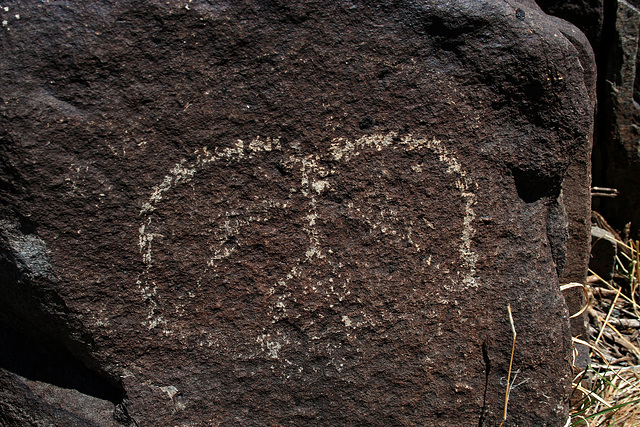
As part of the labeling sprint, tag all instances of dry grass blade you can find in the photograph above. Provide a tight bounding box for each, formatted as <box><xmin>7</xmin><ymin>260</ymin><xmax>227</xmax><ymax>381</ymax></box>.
<box><xmin>591</xmin><ymin>187</ymin><xmax>619</xmax><ymax>198</ymax></box>
<box><xmin>588</xmin><ymin>270</ymin><xmax>638</xmax><ymax>308</ymax></box>
<box><xmin>561</xmin><ymin>283</ymin><xmax>590</xmax><ymax>318</ymax></box>
<box><xmin>570</xmin><ymin>212</ymin><xmax>640</xmax><ymax>426</ymax></box>
<box><xmin>594</xmin><ymin>288</ymin><xmax>622</xmax><ymax>347</ymax></box>
<box><xmin>571</xmin><ymin>367</ymin><xmax>640</xmax><ymax>426</ymax></box>
<box><xmin>499</xmin><ymin>304</ymin><xmax>516</xmax><ymax>427</ymax></box>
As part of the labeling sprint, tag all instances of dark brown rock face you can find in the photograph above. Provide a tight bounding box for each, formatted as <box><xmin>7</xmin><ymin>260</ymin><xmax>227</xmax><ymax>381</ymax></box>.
<box><xmin>535</xmin><ymin>0</ymin><xmax>604</xmax><ymax>50</ymax></box>
<box><xmin>0</xmin><ymin>1</ymin><xmax>595</xmax><ymax>425</ymax></box>
<box><xmin>532</xmin><ymin>6</ymin><xmax>596</xmax><ymax>368</ymax></box>
<box><xmin>593</xmin><ymin>0</ymin><xmax>640</xmax><ymax>239</ymax></box>
<box><xmin>542</xmin><ymin>0</ymin><xmax>640</xmax><ymax>240</ymax></box>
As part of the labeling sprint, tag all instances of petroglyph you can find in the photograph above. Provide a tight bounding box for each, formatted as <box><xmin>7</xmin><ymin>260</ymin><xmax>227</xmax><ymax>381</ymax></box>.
<box><xmin>136</xmin><ymin>132</ymin><xmax>478</xmax><ymax>357</ymax></box>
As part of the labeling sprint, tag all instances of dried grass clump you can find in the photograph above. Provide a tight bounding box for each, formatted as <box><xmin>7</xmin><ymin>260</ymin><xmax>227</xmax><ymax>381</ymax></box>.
<box><xmin>569</xmin><ymin>213</ymin><xmax>640</xmax><ymax>426</ymax></box>
<box><xmin>571</xmin><ymin>363</ymin><xmax>640</xmax><ymax>426</ymax></box>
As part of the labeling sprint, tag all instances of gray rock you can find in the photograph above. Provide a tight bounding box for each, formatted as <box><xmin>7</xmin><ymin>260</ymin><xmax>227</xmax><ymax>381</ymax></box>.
<box><xmin>0</xmin><ymin>368</ymin><xmax>116</xmax><ymax>427</ymax></box>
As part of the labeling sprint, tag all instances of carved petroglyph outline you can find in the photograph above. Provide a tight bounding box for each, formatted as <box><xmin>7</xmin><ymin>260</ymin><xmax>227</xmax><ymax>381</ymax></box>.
<box><xmin>136</xmin><ymin>133</ymin><xmax>478</xmax><ymax>349</ymax></box>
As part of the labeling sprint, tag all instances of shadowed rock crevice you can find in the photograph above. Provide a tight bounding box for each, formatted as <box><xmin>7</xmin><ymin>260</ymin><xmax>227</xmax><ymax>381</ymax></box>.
<box><xmin>511</xmin><ymin>166</ymin><xmax>563</xmax><ymax>203</ymax></box>
<box><xmin>0</xmin><ymin>321</ymin><xmax>122</xmax><ymax>405</ymax></box>
<box><xmin>478</xmin><ymin>340</ymin><xmax>492</xmax><ymax>427</ymax></box>
<box><xmin>0</xmin><ymin>220</ymin><xmax>135</xmax><ymax>425</ymax></box>
<box><xmin>0</xmin><ymin>316</ymin><xmax>138</xmax><ymax>426</ymax></box>
<box><xmin>0</xmin><ymin>308</ymin><xmax>138</xmax><ymax>426</ymax></box>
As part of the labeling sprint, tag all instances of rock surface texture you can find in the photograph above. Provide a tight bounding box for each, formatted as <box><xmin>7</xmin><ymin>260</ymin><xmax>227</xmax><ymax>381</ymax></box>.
<box><xmin>541</xmin><ymin>0</ymin><xmax>640</xmax><ymax>240</ymax></box>
<box><xmin>594</xmin><ymin>0</ymin><xmax>640</xmax><ymax>239</ymax></box>
<box><xmin>0</xmin><ymin>1</ymin><xmax>595</xmax><ymax>426</ymax></box>
<box><xmin>537</xmin><ymin>6</ymin><xmax>597</xmax><ymax>369</ymax></box>
<box><xmin>535</xmin><ymin>0</ymin><xmax>604</xmax><ymax>50</ymax></box>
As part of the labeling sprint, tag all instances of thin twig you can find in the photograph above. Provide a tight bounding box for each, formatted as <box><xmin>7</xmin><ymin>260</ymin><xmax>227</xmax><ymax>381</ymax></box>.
<box><xmin>594</xmin><ymin>288</ymin><xmax>622</xmax><ymax>347</ymax></box>
<box><xmin>591</xmin><ymin>187</ymin><xmax>618</xmax><ymax>198</ymax></box>
<box><xmin>499</xmin><ymin>304</ymin><xmax>517</xmax><ymax>427</ymax></box>
<box><xmin>602</xmin><ymin>317</ymin><xmax>640</xmax><ymax>329</ymax></box>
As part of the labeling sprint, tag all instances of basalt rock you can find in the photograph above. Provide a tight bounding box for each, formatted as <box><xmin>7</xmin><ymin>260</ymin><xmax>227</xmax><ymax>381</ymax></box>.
<box><xmin>535</xmin><ymin>0</ymin><xmax>604</xmax><ymax>51</ymax></box>
<box><xmin>535</xmin><ymin>5</ymin><xmax>596</xmax><ymax>369</ymax></box>
<box><xmin>543</xmin><ymin>0</ymin><xmax>640</xmax><ymax>240</ymax></box>
<box><xmin>0</xmin><ymin>1</ymin><xmax>595</xmax><ymax>425</ymax></box>
<box><xmin>592</xmin><ymin>0</ymin><xmax>640</xmax><ymax>240</ymax></box>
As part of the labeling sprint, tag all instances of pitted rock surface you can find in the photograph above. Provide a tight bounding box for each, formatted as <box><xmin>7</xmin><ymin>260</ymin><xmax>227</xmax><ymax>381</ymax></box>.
<box><xmin>0</xmin><ymin>1</ymin><xmax>594</xmax><ymax>425</ymax></box>
<box><xmin>593</xmin><ymin>0</ymin><xmax>640</xmax><ymax>239</ymax></box>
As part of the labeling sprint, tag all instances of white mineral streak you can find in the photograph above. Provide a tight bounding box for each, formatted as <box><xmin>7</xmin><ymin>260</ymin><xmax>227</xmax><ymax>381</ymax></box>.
<box><xmin>139</xmin><ymin>137</ymin><xmax>281</xmax><ymax>215</ymax></box>
<box><xmin>160</xmin><ymin>385</ymin><xmax>179</xmax><ymax>399</ymax></box>
<box><xmin>421</xmin><ymin>137</ymin><xmax>478</xmax><ymax>289</ymax></box>
<box><xmin>299</xmin><ymin>156</ymin><xmax>327</xmax><ymax>261</ymax></box>
<box><xmin>330</xmin><ymin>133</ymin><xmax>478</xmax><ymax>288</ymax></box>
<box><xmin>136</xmin><ymin>133</ymin><xmax>479</xmax><ymax>345</ymax></box>
<box><xmin>136</xmin><ymin>279</ymin><xmax>168</xmax><ymax>330</ymax></box>
<box><xmin>138</xmin><ymin>220</ymin><xmax>164</xmax><ymax>267</ymax></box>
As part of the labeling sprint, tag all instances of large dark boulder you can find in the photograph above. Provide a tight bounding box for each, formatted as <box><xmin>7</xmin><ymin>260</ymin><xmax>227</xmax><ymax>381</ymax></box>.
<box><xmin>0</xmin><ymin>1</ymin><xmax>595</xmax><ymax>425</ymax></box>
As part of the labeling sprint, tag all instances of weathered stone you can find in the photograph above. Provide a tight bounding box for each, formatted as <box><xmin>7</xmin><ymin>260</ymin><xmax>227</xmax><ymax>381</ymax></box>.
<box><xmin>0</xmin><ymin>368</ymin><xmax>116</xmax><ymax>427</ymax></box>
<box><xmin>538</xmin><ymin>0</ymin><xmax>640</xmax><ymax>240</ymax></box>
<box><xmin>536</xmin><ymin>0</ymin><xmax>604</xmax><ymax>51</ymax></box>
<box><xmin>0</xmin><ymin>1</ymin><xmax>595</xmax><ymax>425</ymax></box>
<box><xmin>590</xmin><ymin>0</ymin><xmax>640</xmax><ymax>239</ymax></box>
<box><xmin>558</xmin><ymin>124</ymin><xmax>593</xmax><ymax>370</ymax></box>
<box><xmin>542</xmin><ymin>12</ymin><xmax>596</xmax><ymax>371</ymax></box>
<box><xmin>560</xmin><ymin>168</ymin><xmax>592</xmax><ymax>369</ymax></box>
<box><xmin>590</xmin><ymin>225</ymin><xmax>618</xmax><ymax>281</ymax></box>
<box><xmin>514</xmin><ymin>1</ymin><xmax>598</xmax><ymax>370</ymax></box>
